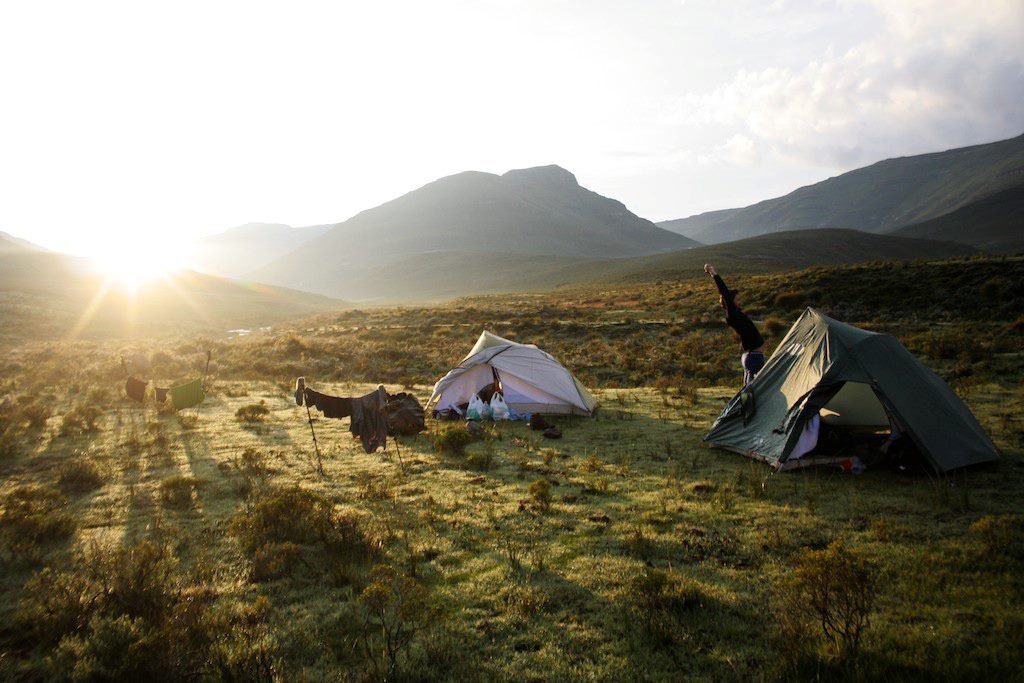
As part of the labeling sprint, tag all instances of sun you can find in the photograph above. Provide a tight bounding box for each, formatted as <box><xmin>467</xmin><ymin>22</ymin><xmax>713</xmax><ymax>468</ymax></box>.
<box><xmin>89</xmin><ymin>239</ymin><xmax>192</xmax><ymax>290</ymax></box>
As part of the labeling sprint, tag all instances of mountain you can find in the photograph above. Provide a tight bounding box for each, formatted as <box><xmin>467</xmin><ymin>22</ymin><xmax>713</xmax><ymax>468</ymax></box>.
<box><xmin>890</xmin><ymin>185</ymin><xmax>1024</xmax><ymax>253</ymax></box>
<box><xmin>192</xmin><ymin>222</ymin><xmax>331</xmax><ymax>278</ymax></box>
<box><xmin>537</xmin><ymin>228</ymin><xmax>979</xmax><ymax>287</ymax></box>
<box><xmin>0</xmin><ymin>230</ymin><xmax>47</xmax><ymax>253</ymax></box>
<box><xmin>0</xmin><ymin>248</ymin><xmax>345</xmax><ymax>345</ymax></box>
<box><xmin>250</xmin><ymin>165</ymin><xmax>698</xmax><ymax>300</ymax></box>
<box><xmin>659</xmin><ymin>134</ymin><xmax>1024</xmax><ymax>244</ymax></box>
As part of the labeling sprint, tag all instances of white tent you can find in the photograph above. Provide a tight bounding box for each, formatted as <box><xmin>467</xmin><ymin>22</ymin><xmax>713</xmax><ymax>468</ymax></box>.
<box><xmin>429</xmin><ymin>331</ymin><xmax>598</xmax><ymax>416</ymax></box>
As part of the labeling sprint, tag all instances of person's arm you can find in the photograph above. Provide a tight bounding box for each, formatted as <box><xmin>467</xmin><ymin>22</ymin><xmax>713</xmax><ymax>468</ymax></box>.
<box><xmin>705</xmin><ymin>264</ymin><xmax>737</xmax><ymax>315</ymax></box>
<box><xmin>704</xmin><ymin>264</ymin><xmax>727</xmax><ymax>294</ymax></box>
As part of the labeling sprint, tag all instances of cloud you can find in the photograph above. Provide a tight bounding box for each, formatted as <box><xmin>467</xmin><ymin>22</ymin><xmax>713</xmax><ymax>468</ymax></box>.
<box><xmin>680</xmin><ymin>0</ymin><xmax>1024</xmax><ymax>168</ymax></box>
<box><xmin>716</xmin><ymin>134</ymin><xmax>760</xmax><ymax>164</ymax></box>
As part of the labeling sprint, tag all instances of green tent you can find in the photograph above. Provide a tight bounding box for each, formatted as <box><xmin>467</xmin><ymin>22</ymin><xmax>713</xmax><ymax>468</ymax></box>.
<box><xmin>704</xmin><ymin>308</ymin><xmax>999</xmax><ymax>473</ymax></box>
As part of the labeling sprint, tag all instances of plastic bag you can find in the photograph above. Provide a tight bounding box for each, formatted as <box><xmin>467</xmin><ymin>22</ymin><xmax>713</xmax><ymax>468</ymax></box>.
<box><xmin>467</xmin><ymin>394</ymin><xmax>484</xmax><ymax>420</ymax></box>
<box><xmin>490</xmin><ymin>393</ymin><xmax>510</xmax><ymax>420</ymax></box>
<box><xmin>478</xmin><ymin>394</ymin><xmax>492</xmax><ymax>420</ymax></box>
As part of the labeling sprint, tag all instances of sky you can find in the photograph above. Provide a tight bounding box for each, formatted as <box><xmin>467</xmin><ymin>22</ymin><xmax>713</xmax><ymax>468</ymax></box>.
<box><xmin>1</xmin><ymin>0</ymin><xmax>1022</xmax><ymax>259</ymax></box>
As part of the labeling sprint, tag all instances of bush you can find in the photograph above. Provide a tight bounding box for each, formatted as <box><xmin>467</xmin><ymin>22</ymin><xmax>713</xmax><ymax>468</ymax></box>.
<box><xmin>783</xmin><ymin>539</ymin><xmax>875</xmax><ymax>661</ymax></box>
<box><xmin>58</xmin><ymin>455</ymin><xmax>104</xmax><ymax>494</ymax></box>
<box><xmin>774</xmin><ymin>290</ymin><xmax>811</xmax><ymax>310</ymax></box>
<box><xmin>59</xmin><ymin>404</ymin><xmax>104</xmax><ymax>436</ymax></box>
<box><xmin>231</xmin><ymin>485</ymin><xmax>337</xmax><ymax>551</ymax></box>
<box><xmin>970</xmin><ymin>515</ymin><xmax>1023</xmax><ymax>559</ymax></box>
<box><xmin>235</xmin><ymin>401</ymin><xmax>270</xmax><ymax>424</ymax></box>
<box><xmin>626</xmin><ymin>566</ymin><xmax>703</xmax><ymax>645</ymax></box>
<box><xmin>528</xmin><ymin>478</ymin><xmax>552</xmax><ymax>512</ymax></box>
<box><xmin>20</xmin><ymin>538</ymin><xmax>176</xmax><ymax>644</ymax></box>
<box><xmin>159</xmin><ymin>475</ymin><xmax>203</xmax><ymax>509</ymax></box>
<box><xmin>358</xmin><ymin>564</ymin><xmax>435</xmax><ymax>680</ymax></box>
<box><xmin>0</xmin><ymin>485</ymin><xmax>75</xmax><ymax>553</ymax></box>
<box><xmin>20</xmin><ymin>401</ymin><xmax>52</xmax><ymax>429</ymax></box>
<box><xmin>47</xmin><ymin>613</ymin><xmax>162</xmax><ymax>682</ymax></box>
<box><xmin>251</xmin><ymin>542</ymin><xmax>303</xmax><ymax>582</ymax></box>
<box><xmin>466</xmin><ymin>441</ymin><xmax>495</xmax><ymax>471</ymax></box>
<box><xmin>230</xmin><ymin>485</ymin><xmax>377</xmax><ymax>565</ymax></box>
<box><xmin>432</xmin><ymin>423</ymin><xmax>476</xmax><ymax>455</ymax></box>
<box><xmin>0</xmin><ymin>428</ymin><xmax>21</xmax><ymax>460</ymax></box>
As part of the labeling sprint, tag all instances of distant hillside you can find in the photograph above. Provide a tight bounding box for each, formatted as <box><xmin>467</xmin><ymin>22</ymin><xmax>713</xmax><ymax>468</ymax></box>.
<box><xmin>659</xmin><ymin>134</ymin><xmax>1024</xmax><ymax>244</ymax></box>
<box><xmin>313</xmin><ymin>228</ymin><xmax>977</xmax><ymax>301</ymax></box>
<box><xmin>251</xmin><ymin>165</ymin><xmax>697</xmax><ymax>299</ymax></box>
<box><xmin>192</xmin><ymin>222</ymin><xmax>331</xmax><ymax>277</ymax></box>
<box><xmin>890</xmin><ymin>185</ymin><xmax>1024</xmax><ymax>253</ymax></box>
<box><xmin>0</xmin><ymin>230</ymin><xmax>47</xmax><ymax>253</ymax></box>
<box><xmin>542</xmin><ymin>229</ymin><xmax>978</xmax><ymax>287</ymax></box>
<box><xmin>0</xmin><ymin>250</ymin><xmax>345</xmax><ymax>345</ymax></box>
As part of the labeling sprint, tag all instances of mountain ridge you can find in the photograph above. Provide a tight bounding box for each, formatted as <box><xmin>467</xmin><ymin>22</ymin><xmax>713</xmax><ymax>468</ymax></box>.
<box><xmin>658</xmin><ymin>134</ymin><xmax>1024</xmax><ymax>245</ymax></box>
<box><xmin>250</xmin><ymin>164</ymin><xmax>698</xmax><ymax>299</ymax></box>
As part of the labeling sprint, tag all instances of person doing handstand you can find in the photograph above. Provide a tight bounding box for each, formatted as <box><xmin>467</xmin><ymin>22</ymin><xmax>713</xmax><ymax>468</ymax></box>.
<box><xmin>704</xmin><ymin>264</ymin><xmax>765</xmax><ymax>385</ymax></box>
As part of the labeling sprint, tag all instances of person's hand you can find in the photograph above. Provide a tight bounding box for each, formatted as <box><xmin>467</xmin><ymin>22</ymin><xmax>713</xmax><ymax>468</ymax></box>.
<box><xmin>704</xmin><ymin>264</ymin><xmax>716</xmax><ymax>276</ymax></box>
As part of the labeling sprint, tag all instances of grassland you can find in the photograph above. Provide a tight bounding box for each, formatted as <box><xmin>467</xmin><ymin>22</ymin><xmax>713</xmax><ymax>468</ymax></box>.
<box><xmin>0</xmin><ymin>256</ymin><xmax>1022</xmax><ymax>680</ymax></box>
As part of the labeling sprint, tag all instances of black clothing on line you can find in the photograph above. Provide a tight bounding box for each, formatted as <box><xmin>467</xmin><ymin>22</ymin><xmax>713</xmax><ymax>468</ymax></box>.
<box><xmin>304</xmin><ymin>387</ymin><xmax>353</xmax><ymax>419</ymax></box>
<box><xmin>299</xmin><ymin>382</ymin><xmax>387</xmax><ymax>453</ymax></box>
<box><xmin>350</xmin><ymin>386</ymin><xmax>388</xmax><ymax>453</ymax></box>
<box><xmin>713</xmin><ymin>274</ymin><xmax>765</xmax><ymax>351</ymax></box>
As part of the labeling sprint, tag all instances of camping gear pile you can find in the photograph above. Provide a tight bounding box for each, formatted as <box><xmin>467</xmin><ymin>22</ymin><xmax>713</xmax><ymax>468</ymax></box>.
<box><xmin>704</xmin><ymin>308</ymin><xmax>1000</xmax><ymax>473</ymax></box>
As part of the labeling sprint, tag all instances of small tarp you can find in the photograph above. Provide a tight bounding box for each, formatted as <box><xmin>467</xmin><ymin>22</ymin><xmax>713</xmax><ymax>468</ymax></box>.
<box><xmin>429</xmin><ymin>331</ymin><xmax>597</xmax><ymax>416</ymax></box>
<box><xmin>170</xmin><ymin>379</ymin><xmax>205</xmax><ymax>411</ymax></box>
<box><xmin>703</xmin><ymin>308</ymin><xmax>999</xmax><ymax>473</ymax></box>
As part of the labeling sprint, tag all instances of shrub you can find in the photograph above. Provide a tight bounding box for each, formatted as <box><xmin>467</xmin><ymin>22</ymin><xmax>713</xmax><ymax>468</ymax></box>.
<box><xmin>235</xmin><ymin>447</ymin><xmax>271</xmax><ymax>478</ymax></box>
<box><xmin>358</xmin><ymin>564</ymin><xmax>435</xmax><ymax>680</ymax></box>
<box><xmin>466</xmin><ymin>441</ymin><xmax>495</xmax><ymax>471</ymax></box>
<box><xmin>160</xmin><ymin>476</ymin><xmax>204</xmax><ymax>509</ymax></box>
<box><xmin>230</xmin><ymin>485</ymin><xmax>336</xmax><ymax>552</ymax></box>
<box><xmin>235</xmin><ymin>401</ymin><xmax>270</xmax><ymax>424</ymax></box>
<box><xmin>46</xmin><ymin>613</ymin><xmax>162</xmax><ymax>682</ymax></box>
<box><xmin>774</xmin><ymin>290</ymin><xmax>810</xmax><ymax>310</ymax></box>
<box><xmin>970</xmin><ymin>515</ymin><xmax>1023</xmax><ymax>559</ymax></box>
<box><xmin>231</xmin><ymin>485</ymin><xmax>378</xmax><ymax>565</ymax></box>
<box><xmin>783</xmin><ymin>539</ymin><xmax>875</xmax><ymax>661</ymax></box>
<box><xmin>20</xmin><ymin>538</ymin><xmax>176</xmax><ymax>644</ymax></box>
<box><xmin>0</xmin><ymin>428</ymin><xmax>21</xmax><ymax>460</ymax></box>
<box><xmin>0</xmin><ymin>485</ymin><xmax>75</xmax><ymax>553</ymax></box>
<box><xmin>58</xmin><ymin>455</ymin><xmax>104</xmax><ymax>494</ymax></box>
<box><xmin>626</xmin><ymin>566</ymin><xmax>703</xmax><ymax>645</ymax></box>
<box><xmin>59</xmin><ymin>404</ymin><xmax>104</xmax><ymax>436</ymax></box>
<box><xmin>99</xmin><ymin>539</ymin><xmax>177</xmax><ymax>622</ymax></box>
<box><xmin>251</xmin><ymin>542</ymin><xmax>303</xmax><ymax>582</ymax></box>
<box><xmin>20</xmin><ymin>401</ymin><xmax>52</xmax><ymax>429</ymax></box>
<box><xmin>432</xmin><ymin>423</ymin><xmax>476</xmax><ymax>455</ymax></box>
<box><xmin>528</xmin><ymin>478</ymin><xmax>552</xmax><ymax>512</ymax></box>
<box><xmin>20</xmin><ymin>567</ymin><xmax>99</xmax><ymax>641</ymax></box>
<box><xmin>762</xmin><ymin>316</ymin><xmax>788</xmax><ymax>336</ymax></box>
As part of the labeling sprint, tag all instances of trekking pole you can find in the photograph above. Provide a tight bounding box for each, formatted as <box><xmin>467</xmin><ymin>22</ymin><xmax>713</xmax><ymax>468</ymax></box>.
<box><xmin>306</xmin><ymin>403</ymin><xmax>324</xmax><ymax>475</ymax></box>
<box><xmin>393</xmin><ymin>435</ymin><xmax>405</xmax><ymax>473</ymax></box>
